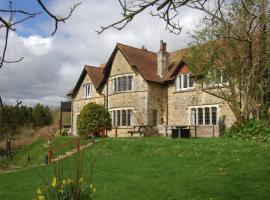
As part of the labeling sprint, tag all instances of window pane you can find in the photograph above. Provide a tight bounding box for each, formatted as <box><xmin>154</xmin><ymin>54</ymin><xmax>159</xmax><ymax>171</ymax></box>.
<box><xmin>222</xmin><ymin>70</ymin><xmax>228</xmax><ymax>84</ymax></box>
<box><xmin>205</xmin><ymin>107</ymin><xmax>210</xmax><ymax>124</ymax></box>
<box><xmin>122</xmin><ymin>77</ymin><xmax>127</xmax><ymax>91</ymax></box>
<box><xmin>183</xmin><ymin>74</ymin><xmax>188</xmax><ymax>88</ymax></box>
<box><xmin>189</xmin><ymin>74</ymin><xmax>193</xmax><ymax>87</ymax></box>
<box><xmin>117</xmin><ymin>78</ymin><xmax>121</xmax><ymax>91</ymax></box>
<box><xmin>122</xmin><ymin>110</ymin><xmax>127</xmax><ymax>126</ymax></box>
<box><xmin>191</xmin><ymin>108</ymin><xmax>196</xmax><ymax>125</ymax></box>
<box><xmin>211</xmin><ymin>107</ymin><xmax>217</xmax><ymax>124</ymax></box>
<box><xmin>128</xmin><ymin>76</ymin><xmax>133</xmax><ymax>90</ymax></box>
<box><xmin>127</xmin><ymin>110</ymin><xmax>132</xmax><ymax>126</ymax></box>
<box><xmin>113</xmin><ymin>111</ymin><xmax>116</xmax><ymax>126</ymax></box>
<box><xmin>117</xmin><ymin>110</ymin><xmax>121</xmax><ymax>126</ymax></box>
<box><xmin>198</xmin><ymin>108</ymin><xmax>203</xmax><ymax>125</ymax></box>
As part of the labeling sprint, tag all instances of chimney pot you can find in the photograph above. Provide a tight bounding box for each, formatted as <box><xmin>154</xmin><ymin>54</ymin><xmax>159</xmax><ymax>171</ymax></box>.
<box><xmin>160</xmin><ymin>40</ymin><xmax>167</xmax><ymax>52</ymax></box>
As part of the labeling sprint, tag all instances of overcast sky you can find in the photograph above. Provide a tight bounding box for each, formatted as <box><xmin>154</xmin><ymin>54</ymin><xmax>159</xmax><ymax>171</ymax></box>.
<box><xmin>0</xmin><ymin>0</ymin><xmax>202</xmax><ymax>107</ymax></box>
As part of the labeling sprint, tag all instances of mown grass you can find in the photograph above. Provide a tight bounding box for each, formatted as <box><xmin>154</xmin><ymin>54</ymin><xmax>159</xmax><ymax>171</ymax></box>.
<box><xmin>0</xmin><ymin>137</ymin><xmax>270</xmax><ymax>200</ymax></box>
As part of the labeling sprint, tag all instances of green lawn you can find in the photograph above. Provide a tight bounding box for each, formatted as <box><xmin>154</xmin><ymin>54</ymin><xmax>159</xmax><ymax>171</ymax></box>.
<box><xmin>0</xmin><ymin>138</ymin><xmax>270</xmax><ymax>200</ymax></box>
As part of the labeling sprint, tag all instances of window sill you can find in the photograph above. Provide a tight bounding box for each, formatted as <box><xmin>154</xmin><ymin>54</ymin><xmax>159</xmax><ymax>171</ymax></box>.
<box><xmin>174</xmin><ymin>88</ymin><xmax>195</xmax><ymax>93</ymax></box>
<box><xmin>113</xmin><ymin>126</ymin><xmax>132</xmax><ymax>129</ymax></box>
<box><xmin>83</xmin><ymin>97</ymin><xmax>92</xmax><ymax>99</ymax></box>
<box><xmin>203</xmin><ymin>83</ymin><xmax>229</xmax><ymax>89</ymax></box>
<box><xmin>109</xmin><ymin>90</ymin><xmax>134</xmax><ymax>95</ymax></box>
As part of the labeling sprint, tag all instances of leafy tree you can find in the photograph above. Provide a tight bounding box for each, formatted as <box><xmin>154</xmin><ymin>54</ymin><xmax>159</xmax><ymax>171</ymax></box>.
<box><xmin>186</xmin><ymin>0</ymin><xmax>270</xmax><ymax>123</ymax></box>
<box><xmin>32</xmin><ymin>104</ymin><xmax>52</xmax><ymax>127</ymax></box>
<box><xmin>77</xmin><ymin>103</ymin><xmax>111</xmax><ymax>136</ymax></box>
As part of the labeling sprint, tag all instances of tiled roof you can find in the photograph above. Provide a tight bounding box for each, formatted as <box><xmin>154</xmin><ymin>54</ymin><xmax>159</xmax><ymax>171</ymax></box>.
<box><xmin>117</xmin><ymin>43</ymin><xmax>162</xmax><ymax>83</ymax></box>
<box><xmin>68</xmin><ymin>42</ymin><xmax>189</xmax><ymax>96</ymax></box>
<box><xmin>67</xmin><ymin>65</ymin><xmax>104</xmax><ymax>97</ymax></box>
<box><xmin>85</xmin><ymin>65</ymin><xmax>104</xmax><ymax>89</ymax></box>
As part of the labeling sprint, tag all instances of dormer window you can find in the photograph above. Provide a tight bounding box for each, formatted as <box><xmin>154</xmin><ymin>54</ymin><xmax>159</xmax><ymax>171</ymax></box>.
<box><xmin>84</xmin><ymin>83</ymin><xmax>92</xmax><ymax>98</ymax></box>
<box><xmin>205</xmin><ymin>69</ymin><xmax>229</xmax><ymax>87</ymax></box>
<box><xmin>176</xmin><ymin>73</ymin><xmax>194</xmax><ymax>91</ymax></box>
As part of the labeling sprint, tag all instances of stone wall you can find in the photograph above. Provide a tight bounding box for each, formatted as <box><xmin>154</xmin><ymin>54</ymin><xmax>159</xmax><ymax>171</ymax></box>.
<box><xmin>72</xmin><ymin>74</ymin><xmax>104</xmax><ymax>135</ymax></box>
<box><xmin>167</xmin><ymin>81</ymin><xmax>236</xmax><ymax>131</ymax></box>
<box><xmin>106</xmin><ymin>50</ymin><xmax>150</xmax><ymax>136</ymax></box>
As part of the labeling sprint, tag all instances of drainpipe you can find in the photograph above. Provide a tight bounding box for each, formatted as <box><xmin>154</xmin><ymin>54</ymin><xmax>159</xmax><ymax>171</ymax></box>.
<box><xmin>166</xmin><ymin>85</ymin><xmax>169</xmax><ymax>126</ymax></box>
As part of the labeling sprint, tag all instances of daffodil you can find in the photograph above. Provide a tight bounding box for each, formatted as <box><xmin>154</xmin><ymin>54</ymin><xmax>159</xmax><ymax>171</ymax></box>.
<box><xmin>51</xmin><ymin>177</ymin><xmax>57</xmax><ymax>188</ymax></box>
<box><xmin>62</xmin><ymin>179</ymin><xmax>67</xmax><ymax>185</ymax></box>
<box><xmin>38</xmin><ymin>195</ymin><xmax>45</xmax><ymax>200</ymax></box>
<box><xmin>37</xmin><ymin>188</ymin><xmax>42</xmax><ymax>195</ymax></box>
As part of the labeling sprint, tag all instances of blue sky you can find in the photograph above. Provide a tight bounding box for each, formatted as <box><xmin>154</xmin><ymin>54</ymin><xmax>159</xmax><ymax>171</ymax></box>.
<box><xmin>2</xmin><ymin>0</ymin><xmax>52</xmax><ymax>37</ymax></box>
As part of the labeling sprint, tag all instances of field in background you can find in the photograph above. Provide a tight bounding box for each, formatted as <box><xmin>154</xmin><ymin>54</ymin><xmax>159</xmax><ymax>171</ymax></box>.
<box><xmin>0</xmin><ymin>138</ymin><xmax>270</xmax><ymax>200</ymax></box>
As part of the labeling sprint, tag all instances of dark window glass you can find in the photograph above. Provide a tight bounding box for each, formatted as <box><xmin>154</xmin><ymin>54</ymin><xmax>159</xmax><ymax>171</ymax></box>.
<box><xmin>128</xmin><ymin>76</ymin><xmax>133</xmax><ymax>90</ymax></box>
<box><xmin>211</xmin><ymin>107</ymin><xmax>217</xmax><ymax>124</ymax></box>
<box><xmin>189</xmin><ymin>74</ymin><xmax>193</xmax><ymax>87</ymax></box>
<box><xmin>122</xmin><ymin>110</ymin><xmax>127</xmax><ymax>126</ymax></box>
<box><xmin>205</xmin><ymin>107</ymin><xmax>210</xmax><ymax>124</ymax></box>
<box><xmin>117</xmin><ymin>78</ymin><xmax>121</xmax><ymax>91</ymax></box>
<box><xmin>127</xmin><ymin>110</ymin><xmax>132</xmax><ymax>126</ymax></box>
<box><xmin>183</xmin><ymin>74</ymin><xmax>188</xmax><ymax>88</ymax></box>
<box><xmin>117</xmin><ymin>110</ymin><xmax>121</xmax><ymax>126</ymax></box>
<box><xmin>198</xmin><ymin>108</ymin><xmax>203</xmax><ymax>125</ymax></box>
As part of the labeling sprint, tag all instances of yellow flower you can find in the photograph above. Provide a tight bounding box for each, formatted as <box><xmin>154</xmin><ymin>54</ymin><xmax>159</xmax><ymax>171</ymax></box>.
<box><xmin>62</xmin><ymin>179</ymin><xmax>67</xmax><ymax>185</ymax></box>
<box><xmin>38</xmin><ymin>195</ymin><xmax>45</xmax><ymax>200</ymax></box>
<box><xmin>59</xmin><ymin>189</ymin><xmax>64</xmax><ymax>194</ymax></box>
<box><xmin>37</xmin><ymin>188</ymin><xmax>42</xmax><ymax>195</ymax></box>
<box><xmin>79</xmin><ymin>177</ymin><xmax>83</xmax><ymax>183</ymax></box>
<box><xmin>51</xmin><ymin>177</ymin><xmax>57</xmax><ymax>188</ymax></box>
<box><xmin>90</xmin><ymin>184</ymin><xmax>96</xmax><ymax>192</ymax></box>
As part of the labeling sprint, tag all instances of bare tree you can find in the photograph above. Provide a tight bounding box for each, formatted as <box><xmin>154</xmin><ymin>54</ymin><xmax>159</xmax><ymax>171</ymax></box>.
<box><xmin>0</xmin><ymin>0</ymin><xmax>80</xmax><ymax>69</ymax></box>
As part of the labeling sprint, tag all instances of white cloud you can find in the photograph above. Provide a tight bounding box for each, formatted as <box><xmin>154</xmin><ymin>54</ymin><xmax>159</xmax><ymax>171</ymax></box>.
<box><xmin>21</xmin><ymin>35</ymin><xmax>53</xmax><ymax>56</ymax></box>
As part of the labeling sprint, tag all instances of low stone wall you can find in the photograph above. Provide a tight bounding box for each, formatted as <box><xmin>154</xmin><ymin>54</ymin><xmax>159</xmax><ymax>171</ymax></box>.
<box><xmin>190</xmin><ymin>125</ymin><xmax>220</xmax><ymax>137</ymax></box>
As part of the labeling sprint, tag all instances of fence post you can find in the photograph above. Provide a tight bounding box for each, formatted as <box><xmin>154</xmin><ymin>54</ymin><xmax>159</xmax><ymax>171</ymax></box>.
<box><xmin>48</xmin><ymin>150</ymin><xmax>52</xmax><ymax>164</ymax></box>
<box><xmin>115</xmin><ymin>126</ymin><xmax>118</xmax><ymax>138</ymax></box>
<box><xmin>76</xmin><ymin>138</ymin><xmax>80</xmax><ymax>152</ymax></box>
<box><xmin>212</xmin><ymin>124</ymin><xmax>215</xmax><ymax>138</ymax></box>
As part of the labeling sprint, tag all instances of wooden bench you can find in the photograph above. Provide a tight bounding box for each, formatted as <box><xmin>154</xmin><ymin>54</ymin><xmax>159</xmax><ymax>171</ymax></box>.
<box><xmin>128</xmin><ymin>125</ymin><xmax>154</xmax><ymax>137</ymax></box>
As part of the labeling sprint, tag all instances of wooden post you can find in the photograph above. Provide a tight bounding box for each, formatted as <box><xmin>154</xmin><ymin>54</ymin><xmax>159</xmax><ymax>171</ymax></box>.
<box><xmin>48</xmin><ymin>150</ymin><xmax>53</xmax><ymax>164</ymax></box>
<box><xmin>212</xmin><ymin>124</ymin><xmax>215</xmax><ymax>138</ymax></box>
<box><xmin>115</xmin><ymin>126</ymin><xmax>118</xmax><ymax>138</ymax></box>
<box><xmin>76</xmin><ymin>138</ymin><xmax>80</xmax><ymax>152</ymax></box>
<box><xmin>60</xmin><ymin>102</ymin><xmax>63</xmax><ymax>136</ymax></box>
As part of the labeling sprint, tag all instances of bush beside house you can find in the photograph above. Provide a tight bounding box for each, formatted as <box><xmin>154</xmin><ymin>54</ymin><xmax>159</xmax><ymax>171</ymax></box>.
<box><xmin>77</xmin><ymin>103</ymin><xmax>111</xmax><ymax>136</ymax></box>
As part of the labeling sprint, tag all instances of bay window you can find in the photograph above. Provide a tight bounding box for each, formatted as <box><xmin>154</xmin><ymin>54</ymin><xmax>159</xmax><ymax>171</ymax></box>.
<box><xmin>110</xmin><ymin>75</ymin><xmax>133</xmax><ymax>93</ymax></box>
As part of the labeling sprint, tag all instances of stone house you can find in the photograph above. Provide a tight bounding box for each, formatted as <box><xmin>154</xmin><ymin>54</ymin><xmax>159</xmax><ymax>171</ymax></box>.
<box><xmin>67</xmin><ymin>41</ymin><xmax>236</xmax><ymax>137</ymax></box>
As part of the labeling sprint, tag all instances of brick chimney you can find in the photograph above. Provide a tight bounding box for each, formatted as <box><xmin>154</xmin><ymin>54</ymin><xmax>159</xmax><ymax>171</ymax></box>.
<box><xmin>157</xmin><ymin>40</ymin><xmax>168</xmax><ymax>78</ymax></box>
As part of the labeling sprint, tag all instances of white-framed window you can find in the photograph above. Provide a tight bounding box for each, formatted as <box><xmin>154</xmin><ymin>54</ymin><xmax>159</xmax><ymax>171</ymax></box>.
<box><xmin>110</xmin><ymin>108</ymin><xmax>133</xmax><ymax>127</ymax></box>
<box><xmin>110</xmin><ymin>75</ymin><xmax>133</xmax><ymax>93</ymax></box>
<box><xmin>190</xmin><ymin>106</ymin><xmax>218</xmax><ymax>125</ymax></box>
<box><xmin>205</xmin><ymin>69</ymin><xmax>228</xmax><ymax>87</ymax></box>
<box><xmin>83</xmin><ymin>83</ymin><xmax>92</xmax><ymax>98</ymax></box>
<box><xmin>176</xmin><ymin>73</ymin><xmax>194</xmax><ymax>91</ymax></box>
